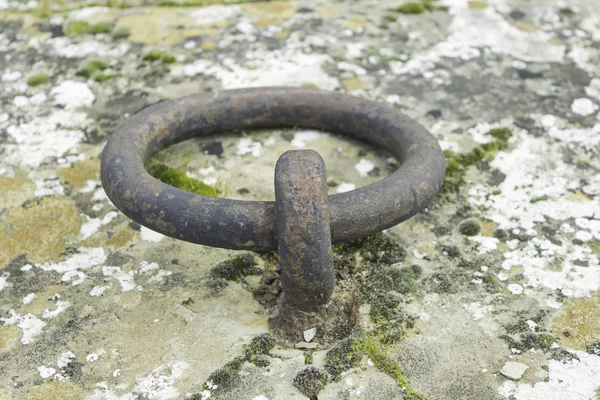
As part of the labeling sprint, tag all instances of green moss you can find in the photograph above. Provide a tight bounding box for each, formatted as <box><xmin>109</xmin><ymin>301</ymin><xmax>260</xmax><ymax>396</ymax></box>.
<box><xmin>442</xmin><ymin>127</ymin><xmax>512</xmax><ymax>194</ymax></box>
<box><xmin>552</xmin><ymin>349</ymin><xmax>580</xmax><ymax>362</ymax></box>
<box><xmin>161</xmin><ymin>53</ymin><xmax>177</xmax><ymax>64</ymax></box>
<box><xmin>381</xmin><ymin>264</ymin><xmax>422</xmax><ymax>294</ymax></box>
<box><xmin>369</xmin><ymin>295</ymin><xmax>407</xmax><ymax>344</ymax></box>
<box><xmin>482</xmin><ymin>273</ymin><xmax>505</xmax><ymax>293</ymax></box>
<box><xmin>65</xmin><ymin>21</ymin><xmax>90</xmax><ymax>36</ymax></box>
<box><xmin>243</xmin><ymin>333</ymin><xmax>275</xmax><ymax>362</ymax></box>
<box><xmin>293</xmin><ymin>367</ymin><xmax>327</xmax><ymax>400</ymax></box>
<box><xmin>304</xmin><ymin>352</ymin><xmax>313</xmax><ymax>364</ymax></box>
<box><xmin>501</xmin><ymin>332</ymin><xmax>557</xmax><ymax>352</ymax></box>
<box><xmin>520</xmin><ymin>332</ymin><xmax>556</xmax><ymax>350</ymax></box>
<box><xmin>530</xmin><ymin>195</ymin><xmax>549</xmax><ymax>203</ymax></box>
<box><xmin>324</xmin><ymin>337</ymin><xmax>362</xmax><ymax>378</ymax></box>
<box><xmin>142</xmin><ymin>49</ymin><xmax>165</xmax><ymax>62</ymax></box>
<box><xmin>459</xmin><ymin>219</ymin><xmax>481</xmax><ymax>236</ymax></box>
<box><xmin>489</xmin><ymin>127</ymin><xmax>512</xmax><ymax>142</ymax></box>
<box><xmin>335</xmin><ymin>233</ymin><xmax>406</xmax><ymax>267</ymax></box>
<box><xmin>559</xmin><ymin>7</ymin><xmax>574</xmax><ymax>15</ymax></box>
<box><xmin>301</xmin><ymin>83</ymin><xmax>319</xmax><ymax>89</ymax></box>
<box><xmin>323</xmin><ymin>332</ymin><xmax>426</xmax><ymax>398</ymax></box>
<box><xmin>207</xmin><ymin>357</ymin><xmax>244</xmax><ymax>386</ymax></box>
<box><xmin>27</xmin><ymin>74</ymin><xmax>49</xmax><ymax>86</ymax></box>
<box><xmin>146</xmin><ymin>161</ymin><xmax>218</xmax><ymax>197</ymax></box>
<box><xmin>384</xmin><ymin>14</ymin><xmax>397</xmax><ymax>22</ymax></box>
<box><xmin>204</xmin><ymin>333</ymin><xmax>274</xmax><ymax>389</ymax></box>
<box><xmin>536</xmin><ymin>333</ymin><xmax>556</xmax><ymax>349</ymax></box>
<box><xmin>60</xmin><ymin>360</ymin><xmax>83</xmax><ymax>380</ymax></box>
<box><xmin>441</xmin><ymin>245</ymin><xmax>460</xmax><ymax>259</ymax></box>
<box><xmin>493</xmin><ymin>228</ymin><xmax>508</xmax><ymax>240</ymax></box>
<box><xmin>328</xmin><ymin>323</ymin><xmax>354</xmax><ymax>341</ymax></box>
<box><xmin>111</xmin><ymin>26</ymin><xmax>130</xmax><ymax>39</ymax></box>
<box><xmin>210</xmin><ymin>253</ymin><xmax>260</xmax><ymax>281</ymax></box>
<box><xmin>253</xmin><ymin>355</ymin><xmax>270</xmax><ymax>367</ymax></box>
<box><xmin>393</xmin><ymin>2</ymin><xmax>427</xmax><ymax>14</ymax></box>
<box><xmin>76</xmin><ymin>60</ymin><xmax>109</xmax><ymax>78</ymax></box>
<box><xmin>359</xmin><ymin>336</ymin><xmax>428</xmax><ymax>400</ymax></box>
<box><xmin>445</xmin><ymin>157</ymin><xmax>462</xmax><ymax>174</ymax></box>
<box><xmin>333</xmin><ymin>233</ymin><xmax>406</xmax><ymax>274</ymax></box>
<box><xmin>92</xmin><ymin>72</ymin><xmax>113</xmax><ymax>82</ymax></box>
<box><xmin>88</xmin><ymin>22</ymin><xmax>113</xmax><ymax>34</ymax></box>
<box><xmin>142</xmin><ymin>49</ymin><xmax>177</xmax><ymax>64</ymax></box>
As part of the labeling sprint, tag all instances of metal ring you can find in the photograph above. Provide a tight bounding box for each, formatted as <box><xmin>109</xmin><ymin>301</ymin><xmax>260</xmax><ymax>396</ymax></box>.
<box><xmin>101</xmin><ymin>87</ymin><xmax>446</xmax><ymax>251</ymax></box>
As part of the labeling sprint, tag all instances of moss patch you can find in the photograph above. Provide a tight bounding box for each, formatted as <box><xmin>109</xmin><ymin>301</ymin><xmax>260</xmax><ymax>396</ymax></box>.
<box><xmin>442</xmin><ymin>127</ymin><xmax>512</xmax><ymax>193</ymax></box>
<box><xmin>88</xmin><ymin>21</ymin><xmax>112</xmax><ymax>34</ymax></box>
<box><xmin>76</xmin><ymin>60</ymin><xmax>109</xmax><ymax>78</ymax></box>
<box><xmin>324</xmin><ymin>333</ymin><xmax>426</xmax><ymax>398</ymax></box>
<box><xmin>141</xmin><ymin>49</ymin><xmax>177</xmax><ymax>64</ymax></box>
<box><xmin>0</xmin><ymin>197</ymin><xmax>82</xmax><ymax>266</ymax></box>
<box><xmin>203</xmin><ymin>333</ymin><xmax>275</xmax><ymax>389</ymax></box>
<box><xmin>334</xmin><ymin>232</ymin><xmax>407</xmax><ymax>269</ymax></box>
<box><xmin>146</xmin><ymin>161</ymin><xmax>218</xmax><ymax>197</ymax></box>
<box><xmin>207</xmin><ymin>357</ymin><xmax>244</xmax><ymax>386</ymax></box>
<box><xmin>324</xmin><ymin>337</ymin><xmax>362</xmax><ymax>378</ymax></box>
<box><xmin>392</xmin><ymin>2</ymin><xmax>429</xmax><ymax>14</ymax></box>
<box><xmin>243</xmin><ymin>332</ymin><xmax>275</xmax><ymax>362</ymax></box>
<box><xmin>65</xmin><ymin>20</ymin><xmax>90</xmax><ymax>36</ymax></box>
<box><xmin>559</xmin><ymin>7</ymin><xmax>574</xmax><ymax>15</ymax></box>
<box><xmin>489</xmin><ymin>127</ymin><xmax>512</xmax><ymax>142</ymax></box>
<box><xmin>530</xmin><ymin>195</ymin><xmax>549</xmax><ymax>204</ymax></box>
<box><xmin>210</xmin><ymin>253</ymin><xmax>261</xmax><ymax>281</ymax></box>
<box><xmin>293</xmin><ymin>367</ymin><xmax>327</xmax><ymax>400</ymax></box>
<box><xmin>66</xmin><ymin>20</ymin><xmax>114</xmax><ymax>36</ymax></box>
<box><xmin>459</xmin><ymin>219</ymin><xmax>481</xmax><ymax>236</ymax></box>
<box><xmin>27</xmin><ymin>74</ymin><xmax>49</xmax><ymax>86</ymax></box>
<box><xmin>359</xmin><ymin>335</ymin><xmax>427</xmax><ymax>400</ymax></box>
<box><xmin>92</xmin><ymin>72</ymin><xmax>113</xmax><ymax>82</ymax></box>
<box><xmin>111</xmin><ymin>26</ymin><xmax>130</xmax><ymax>39</ymax></box>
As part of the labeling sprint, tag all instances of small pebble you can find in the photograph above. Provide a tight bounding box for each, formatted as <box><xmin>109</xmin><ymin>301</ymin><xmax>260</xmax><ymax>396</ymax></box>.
<box><xmin>500</xmin><ymin>362</ymin><xmax>528</xmax><ymax>380</ymax></box>
<box><xmin>303</xmin><ymin>327</ymin><xmax>317</xmax><ymax>343</ymax></box>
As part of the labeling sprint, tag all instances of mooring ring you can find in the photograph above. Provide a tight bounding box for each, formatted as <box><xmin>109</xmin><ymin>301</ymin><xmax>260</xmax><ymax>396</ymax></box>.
<box><xmin>101</xmin><ymin>87</ymin><xmax>445</xmax><ymax>251</ymax></box>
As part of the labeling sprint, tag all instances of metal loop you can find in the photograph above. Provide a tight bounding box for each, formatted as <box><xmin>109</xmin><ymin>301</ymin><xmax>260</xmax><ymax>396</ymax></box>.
<box><xmin>101</xmin><ymin>87</ymin><xmax>446</xmax><ymax>251</ymax></box>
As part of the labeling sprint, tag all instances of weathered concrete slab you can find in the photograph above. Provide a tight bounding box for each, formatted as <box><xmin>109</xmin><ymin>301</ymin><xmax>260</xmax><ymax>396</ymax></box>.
<box><xmin>1</xmin><ymin>0</ymin><xmax>600</xmax><ymax>399</ymax></box>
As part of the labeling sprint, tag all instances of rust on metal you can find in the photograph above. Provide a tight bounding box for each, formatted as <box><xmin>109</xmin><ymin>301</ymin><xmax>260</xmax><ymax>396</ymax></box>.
<box><xmin>275</xmin><ymin>150</ymin><xmax>334</xmax><ymax>309</ymax></box>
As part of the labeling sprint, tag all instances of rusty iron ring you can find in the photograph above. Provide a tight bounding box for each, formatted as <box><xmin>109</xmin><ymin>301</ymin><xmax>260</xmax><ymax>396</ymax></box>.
<box><xmin>101</xmin><ymin>87</ymin><xmax>446</xmax><ymax>251</ymax></box>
